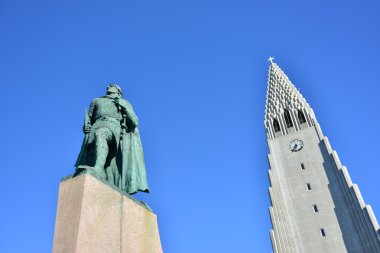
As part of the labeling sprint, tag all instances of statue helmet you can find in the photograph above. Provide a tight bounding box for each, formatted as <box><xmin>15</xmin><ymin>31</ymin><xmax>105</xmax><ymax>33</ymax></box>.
<box><xmin>107</xmin><ymin>84</ymin><xmax>123</xmax><ymax>95</ymax></box>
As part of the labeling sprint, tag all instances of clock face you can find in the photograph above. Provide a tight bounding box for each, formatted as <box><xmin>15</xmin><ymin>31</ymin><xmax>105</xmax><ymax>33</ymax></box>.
<box><xmin>289</xmin><ymin>139</ymin><xmax>303</xmax><ymax>152</ymax></box>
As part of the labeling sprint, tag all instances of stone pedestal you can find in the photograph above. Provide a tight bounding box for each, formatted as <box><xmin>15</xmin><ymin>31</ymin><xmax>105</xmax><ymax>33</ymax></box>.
<box><xmin>52</xmin><ymin>173</ymin><xmax>163</xmax><ymax>253</ymax></box>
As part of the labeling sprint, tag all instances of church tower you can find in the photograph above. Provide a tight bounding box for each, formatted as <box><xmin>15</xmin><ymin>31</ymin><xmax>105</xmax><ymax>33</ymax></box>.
<box><xmin>264</xmin><ymin>58</ymin><xmax>380</xmax><ymax>253</ymax></box>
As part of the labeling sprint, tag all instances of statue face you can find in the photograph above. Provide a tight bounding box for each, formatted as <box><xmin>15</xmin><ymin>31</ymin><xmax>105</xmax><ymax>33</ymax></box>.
<box><xmin>106</xmin><ymin>85</ymin><xmax>122</xmax><ymax>98</ymax></box>
<box><xmin>107</xmin><ymin>86</ymin><xmax>119</xmax><ymax>94</ymax></box>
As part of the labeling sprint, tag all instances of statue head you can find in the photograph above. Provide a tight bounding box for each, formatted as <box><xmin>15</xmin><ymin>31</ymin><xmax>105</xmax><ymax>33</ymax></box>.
<box><xmin>106</xmin><ymin>84</ymin><xmax>123</xmax><ymax>98</ymax></box>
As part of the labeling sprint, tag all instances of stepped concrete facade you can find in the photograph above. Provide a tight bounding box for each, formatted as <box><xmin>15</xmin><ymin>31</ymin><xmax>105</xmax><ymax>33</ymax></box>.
<box><xmin>264</xmin><ymin>60</ymin><xmax>380</xmax><ymax>253</ymax></box>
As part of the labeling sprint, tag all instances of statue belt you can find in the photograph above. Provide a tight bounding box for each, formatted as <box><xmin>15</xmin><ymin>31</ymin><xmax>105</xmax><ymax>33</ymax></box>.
<box><xmin>95</xmin><ymin>116</ymin><xmax>121</xmax><ymax>123</ymax></box>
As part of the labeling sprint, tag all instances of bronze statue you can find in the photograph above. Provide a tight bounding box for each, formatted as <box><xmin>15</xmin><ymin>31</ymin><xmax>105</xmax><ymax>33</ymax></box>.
<box><xmin>75</xmin><ymin>84</ymin><xmax>149</xmax><ymax>194</ymax></box>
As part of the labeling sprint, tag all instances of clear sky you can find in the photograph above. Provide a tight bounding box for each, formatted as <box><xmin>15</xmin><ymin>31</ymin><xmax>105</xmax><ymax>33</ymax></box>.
<box><xmin>1</xmin><ymin>1</ymin><xmax>379</xmax><ymax>252</ymax></box>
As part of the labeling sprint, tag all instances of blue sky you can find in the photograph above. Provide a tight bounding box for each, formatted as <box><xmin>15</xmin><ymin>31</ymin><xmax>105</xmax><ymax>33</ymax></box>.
<box><xmin>1</xmin><ymin>1</ymin><xmax>379</xmax><ymax>252</ymax></box>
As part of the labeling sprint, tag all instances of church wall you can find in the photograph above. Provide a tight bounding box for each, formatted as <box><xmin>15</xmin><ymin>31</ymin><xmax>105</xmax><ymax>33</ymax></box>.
<box><xmin>268</xmin><ymin>126</ymin><xmax>349</xmax><ymax>252</ymax></box>
<box><xmin>320</xmin><ymin>137</ymin><xmax>380</xmax><ymax>252</ymax></box>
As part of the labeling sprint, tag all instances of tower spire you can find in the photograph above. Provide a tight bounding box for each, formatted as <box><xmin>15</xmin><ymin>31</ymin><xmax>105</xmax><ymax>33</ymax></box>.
<box><xmin>264</xmin><ymin>60</ymin><xmax>380</xmax><ymax>253</ymax></box>
<box><xmin>264</xmin><ymin>59</ymin><xmax>316</xmax><ymax>139</ymax></box>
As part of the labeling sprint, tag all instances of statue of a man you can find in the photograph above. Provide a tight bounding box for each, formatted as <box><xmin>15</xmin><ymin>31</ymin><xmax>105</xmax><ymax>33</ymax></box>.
<box><xmin>74</xmin><ymin>84</ymin><xmax>149</xmax><ymax>194</ymax></box>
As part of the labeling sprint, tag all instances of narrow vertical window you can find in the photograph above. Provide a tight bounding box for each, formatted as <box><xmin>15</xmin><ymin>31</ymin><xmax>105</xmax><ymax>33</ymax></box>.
<box><xmin>284</xmin><ymin>109</ymin><xmax>293</xmax><ymax>128</ymax></box>
<box><xmin>320</xmin><ymin>228</ymin><xmax>326</xmax><ymax>237</ymax></box>
<box><xmin>298</xmin><ymin>110</ymin><xmax>306</xmax><ymax>124</ymax></box>
<box><xmin>273</xmin><ymin>119</ymin><xmax>281</xmax><ymax>132</ymax></box>
<box><xmin>313</xmin><ymin>204</ymin><xmax>319</xmax><ymax>213</ymax></box>
<box><xmin>300</xmin><ymin>163</ymin><xmax>305</xmax><ymax>170</ymax></box>
<box><xmin>306</xmin><ymin>183</ymin><xmax>312</xmax><ymax>190</ymax></box>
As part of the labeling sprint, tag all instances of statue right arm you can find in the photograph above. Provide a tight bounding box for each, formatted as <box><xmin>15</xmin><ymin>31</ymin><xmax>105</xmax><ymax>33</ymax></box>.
<box><xmin>88</xmin><ymin>99</ymin><xmax>96</xmax><ymax>121</ymax></box>
<box><xmin>83</xmin><ymin>99</ymin><xmax>96</xmax><ymax>134</ymax></box>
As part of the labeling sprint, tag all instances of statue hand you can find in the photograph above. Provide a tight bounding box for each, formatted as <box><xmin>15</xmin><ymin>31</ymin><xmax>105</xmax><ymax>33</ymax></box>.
<box><xmin>114</xmin><ymin>97</ymin><xmax>121</xmax><ymax>106</ymax></box>
<box><xmin>113</xmin><ymin>97</ymin><xmax>122</xmax><ymax>111</ymax></box>
<box><xmin>114</xmin><ymin>97</ymin><xmax>127</xmax><ymax>110</ymax></box>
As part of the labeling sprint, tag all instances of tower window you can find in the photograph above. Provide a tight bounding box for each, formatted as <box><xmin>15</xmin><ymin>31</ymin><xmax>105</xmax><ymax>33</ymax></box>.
<box><xmin>306</xmin><ymin>183</ymin><xmax>312</xmax><ymax>190</ymax></box>
<box><xmin>298</xmin><ymin>110</ymin><xmax>306</xmax><ymax>124</ymax></box>
<box><xmin>284</xmin><ymin>110</ymin><xmax>293</xmax><ymax>128</ymax></box>
<box><xmin>320</xmin><ymin>228</ymin><xmax>326</xmax><ymax>237</ymax></box>
<box><xmin>273</xmin><ymin>119</ymin><xmax>281</xmax><ymax>132</ymax></box>
<box><xmin>300</xmin><ymin>163</ymin><xmax>305</xmax><ymax>170</ymax></box>
<box><xmin>313</xmin><ymin>204</ymin><xmax>319</xmax><ymax>213</ymax></box>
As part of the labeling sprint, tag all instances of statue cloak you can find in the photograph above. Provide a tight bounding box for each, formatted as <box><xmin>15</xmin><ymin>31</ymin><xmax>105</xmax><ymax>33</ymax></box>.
<box><xmin>75</xmin><ymin>98</ymin><xmax>149</xmax><ymax>195</ymax></box>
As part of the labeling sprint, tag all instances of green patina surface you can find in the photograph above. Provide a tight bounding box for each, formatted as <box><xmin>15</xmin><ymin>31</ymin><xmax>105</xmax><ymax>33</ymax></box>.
<box><xmin>73</xmin><ymin>84</ymin><xmax>150</xmax><ymax>196</ymax></box>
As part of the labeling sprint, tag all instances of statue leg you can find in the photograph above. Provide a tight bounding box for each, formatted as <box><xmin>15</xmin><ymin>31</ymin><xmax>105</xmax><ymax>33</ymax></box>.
<box><xmin>93</xmin><ymin>127</ymin><xmax>113</xmax><ymax>178</ymax></box>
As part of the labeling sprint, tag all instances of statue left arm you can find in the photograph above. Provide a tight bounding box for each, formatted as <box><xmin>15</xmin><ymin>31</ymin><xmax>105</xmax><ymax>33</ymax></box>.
<box><xmin>117</xmin><ymin>99</ymin><xmax>139</xmax><ymax>128</ymax></box>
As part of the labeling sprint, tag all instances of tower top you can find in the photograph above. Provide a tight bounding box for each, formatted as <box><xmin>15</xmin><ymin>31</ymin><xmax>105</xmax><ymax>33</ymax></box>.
<box><xmin>264</xmin><ymin>59</ymin><xmax>316</xmax><ymax>139</ymax></box>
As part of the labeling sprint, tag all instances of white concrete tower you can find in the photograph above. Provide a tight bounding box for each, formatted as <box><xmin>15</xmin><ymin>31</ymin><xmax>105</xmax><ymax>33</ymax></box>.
<box><xmin>265</xmin><ymin>59</ymin><xmax>380</xmax><ymax>253</ymax></box>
